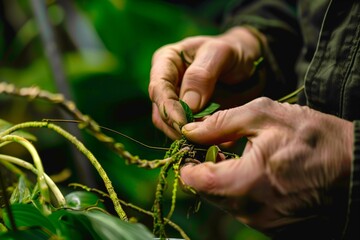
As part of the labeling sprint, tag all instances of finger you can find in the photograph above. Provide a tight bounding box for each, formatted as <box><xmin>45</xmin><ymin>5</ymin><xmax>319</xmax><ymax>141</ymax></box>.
<box><xmin>149</xmin><ymin>46</ymin><xmax>188</xmax><ymax>130</ymax></box>
<box><xmin>182</xmin><ymin>97</ymin><xmax>275</xmax><ymax>145</ymax></box>
<box><xmin>151</xmin><ymin>103</ymin><xmax>181</xmax><ymax>140</ymax></box>
<box><xmin>149</xmin><ymin>37</ymin><xmax>212</xmax><ymax>132</ymax></box>
<box><xmin>180</xmin><ymin>39</ymin><xmax>238</xmax><ymax>112</ymax></box>
<box><xmin>180</xmin><ymin>156</ymin><xmax>263</xmax><ymax>197</ymax></box>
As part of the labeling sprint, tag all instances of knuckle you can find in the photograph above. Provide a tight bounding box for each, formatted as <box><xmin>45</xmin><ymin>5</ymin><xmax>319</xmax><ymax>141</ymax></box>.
<box><xmin>251</xmin><ymin>97</ymin><xmax>273</xmax><ymax>107</ymax></box>
<box><xmin>204</xmin><ymin>109</ymin><xmax>229</xmax><ymax>130</ymax></box>
<box><xmin>186</xmin><ymin>66</ymin><xmax>215</xmax><ymax>84</ymax></box>
<box><xmin>148</xmin><ymin>82</ymin><xmax>156</xmax><ymax>99</ymax></box>
<box><xmin>245</xmin><ymin>97</ymin><xmax>275</xmax><ymax>118</ymax></box>
<box><xmin>151</xmin><ymin>112</ymin><xmax>163</xmax><ymax>127</ymax></box>
<box><xmin>197</xmin><ymin>163</ymin><xmax>219</xmax><ymax>192</ymax></box>
<box><xmin>206</xmin><ymin>38</ymin><xmax>234</xmax><ymax>52</ymax></box>
<box><xmin>148</xmin><ymin>82</ymin><xmax>162</xmax><ymax>103</ymax></box>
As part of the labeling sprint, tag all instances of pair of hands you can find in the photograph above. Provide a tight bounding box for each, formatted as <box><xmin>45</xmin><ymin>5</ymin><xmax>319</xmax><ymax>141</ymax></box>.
<box><xmin>148</xmin><ymin>27</ymin><xmax>353</xmax><ymax>233</ymax></box>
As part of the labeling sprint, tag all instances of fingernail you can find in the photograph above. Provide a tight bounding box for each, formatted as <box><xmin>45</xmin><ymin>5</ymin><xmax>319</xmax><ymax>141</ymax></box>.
<box><xmin>182</xmin><ymin>122</ymin><xmax>197</xmax><ymax>133</ymax></box>
<box><xmin>173</xmin><ymin>122</ymin><xmax>182</xmax><ymax>133</ymax></box>
<box><xmin>182</xmin><ymin>91</ymin><xmax>201</xmax><ymax>110</ymax></box>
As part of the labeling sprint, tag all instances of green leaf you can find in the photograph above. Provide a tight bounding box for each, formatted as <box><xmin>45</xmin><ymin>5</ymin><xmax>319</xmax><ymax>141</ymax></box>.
<box><xmin>0</xmin><ymin>119</ymin><xmax>37</xmax><ymax>141</ymax></box>
<box><xmin>0</xmin><ymin>228</ymin><xmax>52</xmax><ymax>240</ymax></box>
<box><xmin>10</xmin><ymin>175</ymin><xmax>32</xmax><ymax>204</ymax></box>
<box><xmin>49</xmin><ymin>209</ymin><xmax>155</xmax><ymax>240</ymax></box>
<box><xmin>205</xmin><ymin>145</ymin><xmax>219</xmax><ymax>162</ymax></box>
<box><xmin>193</xmin><ymin>102</ymin><xmax>220</xmax><ymax>119</ymax></box>
<box><xmin>65</xmin><ymin>191</ymin><xmax>106</xmax><ymax>210</ymax></box>
<box><xmin>179</xmin><ymin>100</ymin><xmax>194</xmax><ymax>123</ymax></box>
<box><xmin>2</xmin><ymin>204</ymin><xmax>57</xmax><ymax>235</ymax></box>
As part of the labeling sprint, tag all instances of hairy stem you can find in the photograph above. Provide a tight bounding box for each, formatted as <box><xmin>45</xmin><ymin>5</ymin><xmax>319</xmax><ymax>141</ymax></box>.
<box><xmin>0</xmin><ymin>82</ymin><xmax>169</xmax><ymax>168</ymax></box>
<box><xmin>0</xmin><ymin>121</ymin><xmax>128</xmax><ymax>221</ymax></box>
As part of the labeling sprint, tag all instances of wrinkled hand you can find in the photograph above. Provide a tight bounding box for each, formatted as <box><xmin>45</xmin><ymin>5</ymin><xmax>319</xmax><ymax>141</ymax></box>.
<box><xmin>149</xmin><ymin>27</ymin><xmax>264</xmax><ymax>139</ymax></box>
<box><xmin>180</xmin><ymin>97</ymin><xmax>353</xmax><ymax>234</ymax></box>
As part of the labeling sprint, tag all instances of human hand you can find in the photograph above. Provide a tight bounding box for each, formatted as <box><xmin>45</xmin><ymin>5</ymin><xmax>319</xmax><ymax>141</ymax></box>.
<box><xmin>180</xmin><ymin>97</ymin><xmax>353</xmax><ymax>235</ymax></box>
<box><xmin>149</xmin><ymin>27</ymin><xmax>264</xmax><ymax>139</ymax></box>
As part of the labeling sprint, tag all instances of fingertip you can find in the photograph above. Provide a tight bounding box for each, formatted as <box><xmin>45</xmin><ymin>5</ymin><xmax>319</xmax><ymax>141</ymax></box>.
<box><xmin>181</xmin><ymin>122</ymin><xmax>198</xmax><ymax>133</ymax></box>
<box><xmin>182</xmin><ymin>90</ymin><xmax>201</xmax><ymax>111</ymax></box>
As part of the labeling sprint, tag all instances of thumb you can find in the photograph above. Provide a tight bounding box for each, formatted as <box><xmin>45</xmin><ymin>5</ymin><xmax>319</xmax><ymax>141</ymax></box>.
<box><xmin>182</xmin><ymin>97</ymin><xmax>276</xmax><ymax>145</ymax></box>
<box><xmin>180</xmin><ymin>41</ymin><xmax>237</xmax><ymax>112</ymax></box>
<box><xmin>180</xmin><ymin>156</ymin><xmax>263</xmax><ymax>197</ymax></box>
<box><xmin>182</xmin><ymin>106</ymin><xmax>257</xmax><ymax>145</ymax></box>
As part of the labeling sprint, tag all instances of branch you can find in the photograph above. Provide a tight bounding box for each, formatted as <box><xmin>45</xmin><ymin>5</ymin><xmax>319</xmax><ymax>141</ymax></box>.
<box><xmin>0</xmin><ymin>82</ymin><xmax>168</xmax><ymax>168</ymax></box>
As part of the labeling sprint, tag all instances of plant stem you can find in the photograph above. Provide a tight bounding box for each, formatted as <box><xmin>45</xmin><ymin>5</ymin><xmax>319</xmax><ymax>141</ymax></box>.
<box><xmin>0</xmin><ymin>154</ymin><xmax>66</xmax><ymax>206</ymax></box>
<box><xmin>0</xmin><ymin>121</ymin><xmax>128</xmax><ymax>221</ymax></box>
<box><xmin>278</xmin><ymin>85</ymin><xmax>304</xmax><ymax>103</ymax></box>
<box><xmin>0</xmin><ymin>82</ymin><xmax>170</xmax><ymax>169</ymax></box>
<box><xmin>0</xmin><ymin>135</ymin><xmax>50</xmax><ymax>205</ymax></box>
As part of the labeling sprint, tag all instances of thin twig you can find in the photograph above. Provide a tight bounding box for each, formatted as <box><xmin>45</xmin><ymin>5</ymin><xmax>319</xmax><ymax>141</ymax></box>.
<box><xmin>43</xmin><ymin>119</ymin><xmax>169</xmax><ymax>151</ymax></box>
<box><xmin>278</xmin><ymin>85</ymin><xmax>304</xmax><ymax>103</ymax></box>
<box><xmin>0</xmin><ymin>82</ymin><xmax>170</xmax><ymax>168</ymax></box>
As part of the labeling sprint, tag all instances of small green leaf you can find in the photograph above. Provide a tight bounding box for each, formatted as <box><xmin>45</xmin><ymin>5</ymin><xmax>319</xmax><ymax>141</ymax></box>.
<box><xmin>179</xmin><ymin>100</ymin><xmax>194</xmax><ymax>122</ymax></box>
<box><xmin>205</xmin><ymin>145</ymin><xmax>219</xmax><ymax>162</ymax></box>
<box><xmin>10</xmin><ymin>175</ymin><xmax>32</xmax><ymax>204</ymax></box>
<box><xmin>193</xmin><ymin>102</ymin><xmax>220</xmax><ymax>119</ymax></box>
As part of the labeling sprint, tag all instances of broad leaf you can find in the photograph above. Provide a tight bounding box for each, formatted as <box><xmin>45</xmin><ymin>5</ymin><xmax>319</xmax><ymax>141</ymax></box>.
<box><xmin>0</xmin><ymin>228</ymin><xmax>52</xmax><ymax>240</ymax></box>
<box><xmin>2</xmin><ymin>204</ymin><xmax>57</xmax><ymax>236</ymax></box>
<box><xmin>49</xmin><ymin>209</ymin><xmax>155</xmax><ymax>240</ymax></box>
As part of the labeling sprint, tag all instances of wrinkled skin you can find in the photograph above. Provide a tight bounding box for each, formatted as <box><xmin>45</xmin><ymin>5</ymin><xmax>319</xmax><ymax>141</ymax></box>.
<box><xmin>148</xmin><ymin>25</ymin><xmax>354</xmax><ymax>236</ymax></box>
<box><xmin>180</xmin><ymin>97</ymin><xmax>353</xmax><ymax>233</ymax></box>
<box><xmin>149</xmin><ymin>27</ymin><xmax>263</xmax><ymax>139</ymax></box>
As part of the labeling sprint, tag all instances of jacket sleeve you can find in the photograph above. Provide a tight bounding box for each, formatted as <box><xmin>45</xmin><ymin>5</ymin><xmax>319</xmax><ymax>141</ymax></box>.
<box><xmin>342</xmin><ymin>120</ymin><xmax>360</xmax><ymax>240</ymax></box>
<box><xmin>222</xmin><ymin>0</ymin><xmax>302</xmax><ymax>99</ymax></box>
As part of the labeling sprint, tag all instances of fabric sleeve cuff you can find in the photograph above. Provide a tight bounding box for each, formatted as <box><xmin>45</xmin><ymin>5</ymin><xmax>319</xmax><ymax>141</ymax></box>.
<box><xmin>342</xmin><ymin>120</ymin><xmax>360</xmax><ymax>239</ymax></box>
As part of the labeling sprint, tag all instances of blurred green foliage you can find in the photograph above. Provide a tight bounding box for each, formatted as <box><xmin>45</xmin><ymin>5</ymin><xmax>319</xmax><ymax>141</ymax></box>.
<box><xmin>0</xmin><ymin>0</ymin><xmax>269</xmax><ymax>239</ymax></box>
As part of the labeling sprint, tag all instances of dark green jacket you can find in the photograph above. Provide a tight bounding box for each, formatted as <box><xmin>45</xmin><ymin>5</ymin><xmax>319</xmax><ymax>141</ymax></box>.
<box><xmin>224</xmin><ymin>0</ymin><xmax>359</xmax><ymax>239</ymax></box>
